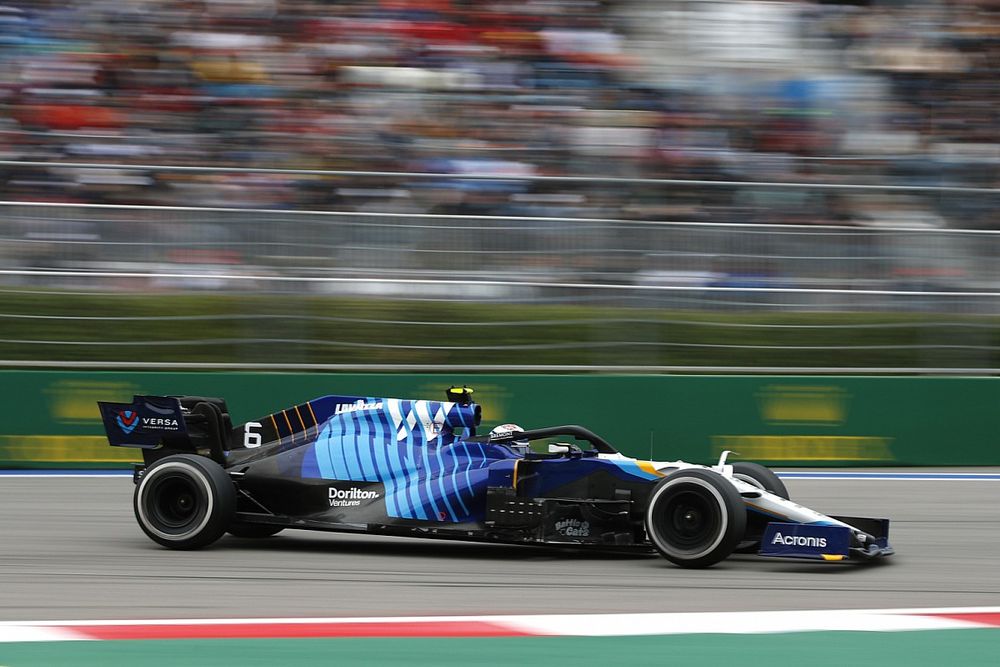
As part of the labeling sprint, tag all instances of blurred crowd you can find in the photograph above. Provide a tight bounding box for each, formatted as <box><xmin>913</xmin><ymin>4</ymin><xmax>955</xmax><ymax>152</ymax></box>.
<box><xmin>0</xmin><ymin>0</ymin><xmax>998</xmax><ymax>227</ymax></box>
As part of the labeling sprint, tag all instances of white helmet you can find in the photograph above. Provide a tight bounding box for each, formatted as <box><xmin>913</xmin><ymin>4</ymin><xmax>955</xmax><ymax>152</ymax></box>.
<box><xmin>489</xmin><ymin>423</ymin><xmax>530</xmax><ymax>455</ymax></box>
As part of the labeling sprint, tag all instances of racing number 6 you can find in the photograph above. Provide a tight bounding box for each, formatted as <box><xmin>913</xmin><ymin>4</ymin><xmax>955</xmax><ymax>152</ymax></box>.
<box><xmin>243</xmin><ymin>421</ymin><xmax>263</xmax><ymax>448</ymax></box>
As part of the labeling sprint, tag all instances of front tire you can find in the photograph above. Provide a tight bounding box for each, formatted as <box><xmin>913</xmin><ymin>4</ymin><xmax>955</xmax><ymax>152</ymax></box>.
<box><xmin>134</xmin><ymin>454</ymin><xmax>235</xmax><ymax>549</ymax></box>
<box><xmin>731</xmin><ymin>462</ymin><xmax>789</xmax><ymax>554</ymax></box>
<box><xmin>731</xmin><ymin>462</ymin><xmax>788</xmax><ymax>499</ymax></box>
<box><xmin>644</xmin><ymin>468</ymin><xmax>746</xmax><ymax>568</ymax></box>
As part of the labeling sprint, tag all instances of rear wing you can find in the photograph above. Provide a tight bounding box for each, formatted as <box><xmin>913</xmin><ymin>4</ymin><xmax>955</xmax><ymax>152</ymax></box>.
<box><xmin>97</xmin><ymin>396</ymin><xmax>188</xmax><ymax>448</ymax></box>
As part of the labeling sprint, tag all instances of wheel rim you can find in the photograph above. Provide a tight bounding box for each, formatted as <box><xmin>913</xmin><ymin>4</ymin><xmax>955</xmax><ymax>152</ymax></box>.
<box><xmin>137</xmin><ymin>462</ymin><xmax>214</xmax><ymax>540</ymax></box>
<box><xmin>648</xmin><ymin>478</ymin><xmax>728</xmax><ymax>559</ymax></box>
<box><xmin>663</xmin><ymin>491</ymin><xmax>720</xmax><ymax>550</ymax></box>
<box><xmin>150</xmin><ymin>474</ymin><xmax>201</xmax><ymax>529</ymax></box>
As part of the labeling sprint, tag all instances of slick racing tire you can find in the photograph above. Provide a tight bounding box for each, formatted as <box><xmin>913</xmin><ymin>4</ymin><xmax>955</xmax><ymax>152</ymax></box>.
<box><xmin>227</xmin><ymin>523</ymin><xmax>284</xmax><ymax>539</ymax></box>
<box><xmin>134</xmin><ymin>454</ymin><xmax>236</xmax><ymax>550</ymax></box>
<box><xmin>645</xmin><ymin>469</ymin><xmax>746</xmax><ymax>568</ymax></box>
<box><xmin>731</xmin><ymin>462</ymin><xmax>789</xmax><ymax>554</ymax></box>
<box><xmin>731</xmin><ymin>462</ymin><xmax>789</xmax><ymax>499</ymax></box>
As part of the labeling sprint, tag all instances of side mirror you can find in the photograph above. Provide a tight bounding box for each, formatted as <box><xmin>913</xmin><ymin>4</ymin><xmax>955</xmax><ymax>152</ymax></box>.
<box><xmin>548</xmin><ymin>443</ymin><xmax>571</xmax><ymax>454</ymax></box>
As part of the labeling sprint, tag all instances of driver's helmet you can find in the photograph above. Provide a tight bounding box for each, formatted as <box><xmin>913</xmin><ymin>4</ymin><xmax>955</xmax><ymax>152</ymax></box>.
<box><xmin>489</xmin><ymin>423</ymin><xmax>530</xmax><ymax>456</ymax></box>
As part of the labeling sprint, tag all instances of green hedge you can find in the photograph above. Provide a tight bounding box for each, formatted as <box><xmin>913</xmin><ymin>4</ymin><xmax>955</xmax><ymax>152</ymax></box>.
<box><xmin>1</xmin><ymin>291</ymin><xmax>998</xmax><ymax>368</ymax></box>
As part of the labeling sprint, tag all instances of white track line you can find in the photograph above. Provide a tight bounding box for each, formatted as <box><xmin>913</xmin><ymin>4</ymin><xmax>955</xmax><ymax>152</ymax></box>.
<box><xmin>2</xmin><ymin>607</ymin><xmax>999</xmax><ymax>642</ymax></box>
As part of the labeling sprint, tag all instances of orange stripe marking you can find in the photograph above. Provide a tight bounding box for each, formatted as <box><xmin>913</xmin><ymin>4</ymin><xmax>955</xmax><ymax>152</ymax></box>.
<box><xmin>269</xmin><ymin>414</ymin><xmax>281</xmax><ymax>442</ymax></box>
<box><xmin>305</xmin><ymin>401</ymin><xmax>319</xmax><ymax>438</ymax></box>
<box><xmin>293</xmin><ymin>405</ymin><xmax>308</xmax><ymax>438</ymax></box>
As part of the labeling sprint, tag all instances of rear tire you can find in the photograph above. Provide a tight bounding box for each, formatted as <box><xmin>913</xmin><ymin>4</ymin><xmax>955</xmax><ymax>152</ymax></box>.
<box><xmin>644</xmin><ymin>468</ymin><xmax>746</xmax><ymax>568</ymax></box>
<box><xmin>134</xmin><ymin>454</ymin><xmax>235</xmax><ymax>549</ymax></box>
<box><xmin>227</xmin><ymin>523</ymin><xmax>284</xmax><ymax>538</ymax></box>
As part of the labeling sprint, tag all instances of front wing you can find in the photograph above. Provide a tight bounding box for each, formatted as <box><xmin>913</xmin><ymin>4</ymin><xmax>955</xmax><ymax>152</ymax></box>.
<box><xmin>758</xmin><ymin>516</ymin><xmax>893</xmax><ymax>561</ymax></box>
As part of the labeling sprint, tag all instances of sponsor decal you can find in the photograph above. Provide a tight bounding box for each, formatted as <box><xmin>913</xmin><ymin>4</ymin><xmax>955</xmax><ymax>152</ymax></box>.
<box><xmin>334</xmin><ymin>400</ymin><xmax>384</xmax><ymax>416</ymax></box>
<box><xmin>424</xmin><ymin>419</ymin><xmax>443</xmax><ymax>440</ymax></box>
<box><xmin>329</xmin><ymin>487</ymin><xmax>381</xmax><ymax>507</ymax></box>
<box><xmin>142</xmin><ymin>417</ymin><xmax>180</xmax><ymax>429</ymax></box>
<box><xmin>115</xmin><ymin>409</ymin><xmax>180</xmax><ymax>434</ymax></box>
<box><xmin>51</xmin><ymin>380</ymin><xmax>140</xmax><ymax>425</ymax></box>
<box><xmin>757</xmin><ymin>385</ymin><xmax>849</xmax><ymax>425</ymax></box>
<box><xmin>761</xmin><ymin>522</ymin><xmax>850</xmax><ymax>559</ymax></box>
<box><xmin>555</xmin><ymin>518</ymin><xmax>590</xmax><ymax>538</ymax></box>
<box><xmin>489</xmin><ymin>423</ymin><xmax>524</xmax><ymax>442</ymax></box>
<box><xmin>712</xmin><ymin>435</ymin><xmax>893</xmax><ymax>462</ymax></box>
<box><xmin>115</xmin><ymin>410</ymin><xmax>138</xmax><ymax>434</ymax></box>
<box><xmin>771</xmin><ymin>532</ymin><xmax>827</xmax><ymax>548</ymax></box>
<box><xmin>141</xmin><ymin>417</ymin><xmax>181</xmax><ymax>431</ymax></box>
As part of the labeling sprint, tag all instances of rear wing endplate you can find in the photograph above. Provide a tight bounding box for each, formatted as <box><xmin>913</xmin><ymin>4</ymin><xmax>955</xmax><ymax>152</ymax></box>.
<box><xmin>97</xmin><ymin>395</ymin><xmax>188</xmax><ymax>448</ymax></box>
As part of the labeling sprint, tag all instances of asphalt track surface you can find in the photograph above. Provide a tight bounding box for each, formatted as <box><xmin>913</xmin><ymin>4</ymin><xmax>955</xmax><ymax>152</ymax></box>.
<box><xmin>2</xmin><ymin>472</ymin><xmax>999</xmax><ymax>622</ymax></box>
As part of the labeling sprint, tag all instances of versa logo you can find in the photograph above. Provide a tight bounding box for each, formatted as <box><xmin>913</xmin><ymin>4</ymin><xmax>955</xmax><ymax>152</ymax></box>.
<box><xmin>116</xmin><ymin>410</ymin><xmax>138</xmax><ymax>434</ymax></box>
<box><xmin>142</xmin><ymin>417</ymin><xmax>179</xmax><ymax>428</ymax></box>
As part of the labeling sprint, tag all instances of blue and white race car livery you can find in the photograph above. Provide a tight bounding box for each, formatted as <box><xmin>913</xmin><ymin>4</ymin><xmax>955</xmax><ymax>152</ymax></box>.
<box><xmin>98</xmin><ymin>387</ymin><xmax>893</xmax><ymax>568</ymax></box>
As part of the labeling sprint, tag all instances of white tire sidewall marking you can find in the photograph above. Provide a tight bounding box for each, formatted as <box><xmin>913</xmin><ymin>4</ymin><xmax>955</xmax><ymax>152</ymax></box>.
<box><xmin>646</xmin><ymin>475</ymin><xmax>730</xmax><ymax>560</ymax></box>
<box><xmin>136</xmin><ymin>461</ymin><xmax>216</xmax><ymax>541</ymax></box>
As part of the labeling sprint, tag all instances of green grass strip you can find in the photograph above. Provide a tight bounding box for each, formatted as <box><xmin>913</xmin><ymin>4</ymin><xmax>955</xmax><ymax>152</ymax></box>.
<box><xmin>2</xmin><ymin>630</ymin><xmax>1000</xmax><ymax>667</ymax></box>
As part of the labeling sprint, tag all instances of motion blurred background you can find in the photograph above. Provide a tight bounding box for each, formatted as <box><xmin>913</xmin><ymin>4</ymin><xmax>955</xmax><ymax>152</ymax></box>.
<box><xmin>1</xmin><ymin>0</ymin><xmax>999</xmax><ymax>371</ymax></box>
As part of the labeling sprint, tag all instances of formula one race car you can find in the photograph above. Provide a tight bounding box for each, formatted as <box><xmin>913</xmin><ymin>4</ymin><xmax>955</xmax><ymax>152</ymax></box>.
<box><xmin>98</xmin><ymin>387</ymin><xmax>893</xmax><ymax>568</ymax></box>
